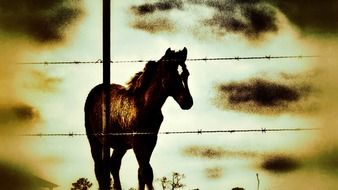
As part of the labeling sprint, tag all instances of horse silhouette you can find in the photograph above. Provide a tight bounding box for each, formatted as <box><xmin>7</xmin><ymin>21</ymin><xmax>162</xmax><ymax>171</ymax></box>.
<box><xmin>85</xmin><ymin>48</ymin><xmax>193</xmax><ymax>190</ymax></box>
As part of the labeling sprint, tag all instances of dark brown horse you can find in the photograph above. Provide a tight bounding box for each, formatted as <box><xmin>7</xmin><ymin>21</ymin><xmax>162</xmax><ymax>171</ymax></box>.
<box><xmin>85</xmin><ymin>48</ymin><xmax>193</xmax><ymax>190</ymax></box>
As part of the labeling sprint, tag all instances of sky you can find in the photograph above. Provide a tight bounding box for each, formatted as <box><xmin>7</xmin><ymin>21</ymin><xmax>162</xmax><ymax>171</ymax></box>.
<box><xmin>0</xmin><ymin>0</ymin><xmax>338</xmax><ymax>190</ymax></box>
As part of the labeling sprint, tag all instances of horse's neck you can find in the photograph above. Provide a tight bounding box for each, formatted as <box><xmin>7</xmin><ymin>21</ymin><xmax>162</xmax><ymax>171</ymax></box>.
<box><xmin>138</xmin><ymin>82</ymin><xmax>168</xmax><ymax>112</ymax></box>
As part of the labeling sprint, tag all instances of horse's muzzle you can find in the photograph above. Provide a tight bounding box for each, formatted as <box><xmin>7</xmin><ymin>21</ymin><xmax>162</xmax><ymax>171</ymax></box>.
<box><xmin>179</xmin><ymin>95</ymin><xmax>193</xmax><ymax>110</ymax></box>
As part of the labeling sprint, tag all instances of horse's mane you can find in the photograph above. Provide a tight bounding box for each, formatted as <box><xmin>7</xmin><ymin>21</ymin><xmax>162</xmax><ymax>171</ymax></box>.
<box><xmin>127</xmin><ymin>60</ymin><xmax>158</xmax><ymax>94</ymax></box>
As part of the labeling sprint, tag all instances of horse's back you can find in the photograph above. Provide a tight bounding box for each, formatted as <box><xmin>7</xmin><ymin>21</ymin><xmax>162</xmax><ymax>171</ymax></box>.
<box><xmin>85</xmin><ymin>83</ymin><xmax>136</xmax><ymax>148</ymax></box>
<box><xmin>84</xmin><ymin>83</ymin><xmax>127</xmax><ymax>132</ymax></box>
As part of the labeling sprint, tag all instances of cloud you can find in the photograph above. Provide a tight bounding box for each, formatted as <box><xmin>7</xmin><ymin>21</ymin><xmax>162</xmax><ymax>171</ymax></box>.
<box><xmin>182</xmin><ymin>145</ymin><xmax>259</xmax><ymax>160</ymax></box>
<box><xmin>261</xmin><ymin>154</ymin><xmax>301</xmax><ymax>173</ymax></box>
<box><xmin>23</xmin><ymin>70</ymin><xmax>63</xmax><ymax>92</ymax></box>
<box><xmin>232</xmin><ymin>188</ymin><xmax>245</xmax><ymax>190</ymax></box>
<box><xmin>183</xmin><ymin>146</ymin><xmax>225</xmax><ymax>159</ymax></box>
<box><xmin>220</xmin><ymin>79</ymin><xmax>300</xmax><ymax>106</ymax></box>
<box><xmin>0</xmin><ymin>0</ymin><xmax>84</xmax><ymax>43</ymax></box>
<box><xmin>129</xmin><ymin>0</ymin><xmax>180</xmax><ymax>34</ymax></box>
<box><xmin>130</xmin><ymin>0</ymin><xmax>184</xmax><ymax>15</ymax></box>
<box><xmin>130</xmin><ymin>16</ymin><xmax>176</xmax><ymax>34</ymax></box>
<box><xmin>0</xmin><ymin>104</ymin><xmax>40</xmax><ymax>126</ymax></box>
<box><xmin>213</xmin><ymin>78</ymin><xmax>314</xmax><ymax>114</ymax></box>
<box><xmin>267</xmin><ymin>0</ymin><xmax>338</xmax><ymax>35</ymax></box>
<box><xmin>204</xmin><ymin>167</ymin><xmax>223</xmax><ymax>179</ymax></box>
<box><xmin>257</xmin><ymin>150</ymin><xmax>338</xmax><ymax>189</ymax></box>
<box><xmin>130</xmin><ymin>0</ymin><xmax>338</xmax><ymax>39</ymax></box>
<box><xmin>129</xmin><ymin>0</ymin><xmax>279</xmax><ymax>40</ymax></box>
<box><xmin>191</xmin><ymin>0</ymin><xmax>278</xmax><ymax>39</ymax></box>
<box><xmin>260</xmin><ymin>148</ymin><xmax>338</xmax><ymax>175</ymax></box>
<box><xmin>185</xmin><ymin>145</ymin><xmax>338</xmax><ymax>176</ymax></box>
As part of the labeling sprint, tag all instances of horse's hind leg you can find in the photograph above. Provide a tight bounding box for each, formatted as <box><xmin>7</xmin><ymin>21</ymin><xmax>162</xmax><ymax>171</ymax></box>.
<box><xmin>87</xmin><ymin>135</ymin><xmax>111</xmax><ymax>190</ymax></box>
<box><xmin>110</xmin><ymin>149</ymin><xmax>127</xmax><ymax>190</ymax></box>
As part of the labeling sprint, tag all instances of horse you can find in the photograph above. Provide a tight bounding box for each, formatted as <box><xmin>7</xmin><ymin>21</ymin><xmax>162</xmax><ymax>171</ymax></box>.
<box><xmin>84</xmin><ymin>47</ymin><xmax>193</xmax><ymax>190</ymax></box>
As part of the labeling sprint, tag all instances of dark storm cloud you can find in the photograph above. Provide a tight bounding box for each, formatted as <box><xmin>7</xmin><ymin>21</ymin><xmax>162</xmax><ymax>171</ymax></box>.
<box><xmin>130</xmin><ymin>0</ymin><xmax>184</xmax><ymax>15</ymax></box>
<box><xmin>130</xmin><ymin>0</ymin><xmax>278</xmax><ymax>39</ymax></box>
<box><xmin>131</xmin><ymin>0</ymin><xmax>338</xmax><ymax>38</ymax></box>
<box><xmin>0</xmin><ymin>104</ymin><xmax>39</xmax><ymax>125</ymax></box>
<box><xmin>129</xmin><ymin>0</ymin><xmax>180</xmax><ymax>33</ymax></box>
<box><xmin>261</xmin><ymin>154</ymin><xmax>301</xmax><ymax>173</ymax></box>
<box><xmin>266</xmin><ymin>0</ymin><xmax>338</xmax><ymax>35</ymax></box>
<box><xmin>0</xmin><ymin>0</ymin><xmax>84</xmax><ymax>43</ymax></box>
<box><xmin>191</xmin><ymin>0</ymin><xmax>278</xmax><ymax>39</ymax></box>
<box><xmin>214</xmin><ymin>78</ymin><xmax>313</xmax><ymax>114</ymax></box>
<box><xmin>221</xmin><ymin>79</ymin><xmax>300</xmax><ymax>106</ymax></box>
<box><xmin>262</xmin><ymin>147</ymin><xmax>338</xmax><ymax>175</ymax></box>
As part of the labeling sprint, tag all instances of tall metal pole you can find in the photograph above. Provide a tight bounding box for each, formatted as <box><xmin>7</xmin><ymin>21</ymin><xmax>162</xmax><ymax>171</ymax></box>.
<box><xmin>102</xmin><ymin>0</ymin><xmax>111</xmax><ymax>189</ymax></box>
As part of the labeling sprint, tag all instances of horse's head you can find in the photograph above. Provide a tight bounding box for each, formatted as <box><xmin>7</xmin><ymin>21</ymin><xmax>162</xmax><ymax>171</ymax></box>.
<box><xmin>160</xmin><ymin>47</ymin><xmax>193</xmax><ymax>110</ymax></box>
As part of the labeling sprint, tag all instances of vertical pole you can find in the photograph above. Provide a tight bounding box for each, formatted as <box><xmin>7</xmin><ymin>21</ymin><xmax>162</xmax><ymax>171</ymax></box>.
<box><xmin>256</xmin><ymin>173</ymin><xmax>260</xmax><ymax>190</ymax></box>
<box><xmin>102</xmin><ymin>0</ymin><xmax>111</xmax><ymax>189</ymax></box>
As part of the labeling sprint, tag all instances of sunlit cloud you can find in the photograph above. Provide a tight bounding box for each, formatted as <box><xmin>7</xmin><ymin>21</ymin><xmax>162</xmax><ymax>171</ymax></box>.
<box><xmin>130</xmin><ymin>15</ymin><xmax>177</xmax><ymax>34</ymax></box>
<box><xmin>204</xmin><ymin>167</ymin><xmax>224</xmax><ymax>179</ymax></box>
<box><xmin>22</xmin><ymin>70</ymin><xmax>63</xmax><ymax>92</ymax></box>
<box><xmin>183</xmin><ymin>146</ymin><xmax>225</xmax><ymax>159</ymax></box>
<box><xmin>182</xmin><ymin>145</ymin><xmax>260</xmax><ymax>160</ymax></box>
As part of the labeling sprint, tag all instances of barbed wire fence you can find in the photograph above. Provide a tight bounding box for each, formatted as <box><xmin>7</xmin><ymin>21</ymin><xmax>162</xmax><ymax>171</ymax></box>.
<box><xmin>21</xmin><ymin>127</ymin><xmax>319</xmax><ymax>137</ymax></box>
<box><xmin>19</xmin><ymin>55</ymin><xmax>319</xmax><ymax>65</ymax></box>
<box><xmin>18</xmin><ymin>54</ymin><xmax>320</xmax><ymax>138</ymax></box>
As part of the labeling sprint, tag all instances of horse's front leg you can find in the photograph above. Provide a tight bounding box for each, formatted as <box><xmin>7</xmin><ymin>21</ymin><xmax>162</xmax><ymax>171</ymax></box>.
<box><xmin>133</xmin><ymin>136</ymin><xmax>157</xmax><ymax>190</ymax></box>
<box><xmin>137</xmin><ymin>162</ymin><xmax>154</xmax><ymax>190</ymax></box>
<box><xmin>110</xmin><ymin>148</ymin><xmax>127</xmax><ymax>190</ymax></box>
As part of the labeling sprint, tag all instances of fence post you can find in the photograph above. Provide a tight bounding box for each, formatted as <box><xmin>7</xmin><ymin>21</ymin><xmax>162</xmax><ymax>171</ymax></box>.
<box><xmin>102</xmin><ymin>0</ymin><xmax>111</xmax><ymax>189</ymax></box>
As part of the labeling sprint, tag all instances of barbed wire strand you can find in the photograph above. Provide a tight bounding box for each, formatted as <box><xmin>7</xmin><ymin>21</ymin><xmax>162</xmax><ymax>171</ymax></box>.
<box><xmin>20</xmin><ymin>127</ymin><xmax>319</xmax><ymax>137</ymax></box>
<box><xmin>19</xmin><ymin>55</ymin><xmax>319</xmax><ymax>65</ymax></box>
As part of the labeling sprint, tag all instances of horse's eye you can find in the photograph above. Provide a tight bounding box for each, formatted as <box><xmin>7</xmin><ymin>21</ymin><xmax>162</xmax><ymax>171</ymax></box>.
<box><xmin>177</xmin><ymin>65</ymin><xmax>184</xmax><ymax>75</ymax></box>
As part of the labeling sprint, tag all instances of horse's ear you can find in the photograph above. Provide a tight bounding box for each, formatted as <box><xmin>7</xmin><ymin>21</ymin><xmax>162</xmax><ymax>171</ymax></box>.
<box><xmin>180</xmin><ymin>47</ymin><xmax>187</xmax><ymax>60</ymax></box>
<box><xmin>165</xmin><ymin>48</ymin><xmax>172</xmax><ymax>56</ymax></box>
